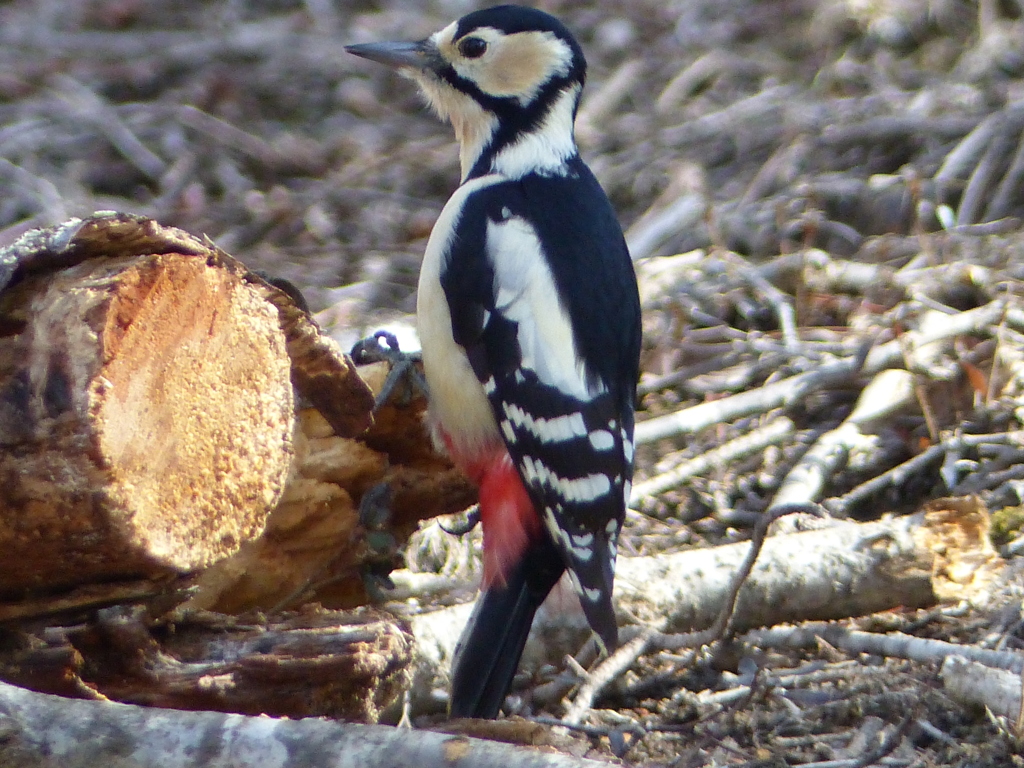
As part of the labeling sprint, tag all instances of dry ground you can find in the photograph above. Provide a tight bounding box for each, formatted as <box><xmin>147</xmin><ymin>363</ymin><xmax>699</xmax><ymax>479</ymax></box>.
<box><xmin>4</xmin><ymin>0</ymin><xmax>1024</xmax><ymax>765</ymax></box>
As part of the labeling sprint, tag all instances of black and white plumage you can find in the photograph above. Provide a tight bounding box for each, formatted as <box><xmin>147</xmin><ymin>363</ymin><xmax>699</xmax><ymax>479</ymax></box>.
<box><xmin>348</xmin><ymin>5</ymin><xmax>641</xmax><ymax>719</ymax></box>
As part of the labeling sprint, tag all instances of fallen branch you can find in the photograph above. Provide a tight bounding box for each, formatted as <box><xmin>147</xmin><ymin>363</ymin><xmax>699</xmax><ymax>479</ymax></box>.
<box><xmin>0</xmin><ymin>680</ymin><xmax>610</xmax><ymax>768</ymax></box>
<box><xmin>0</xmin><ymin>608</ymin><xmax>413</xmax><ymax>722</ymax></box>
<box><xmin>940</xmin><ymin>656</ymin><xmax>1024</xmax><ymax>726</ymax></box>
<box><xmin>635</xmin><ymin>299</ymin><xmax>1005</xmax><ymax>444</ymax></box>
<box><xmin>749</xmin><ymin>624</ymin><xmax>1024</xmax><ymax>675</ymax></box>
<box><xmin>562</xmin><ymin>502</ymin><xmax>813</xmax><ymax>723</ymax></box>
<box><xmin>630</xmin><ymin>416</ymin><xmax>795</xmax><ymax>503</ymax></box>
<box><xmin>408</xmin><ymin>503</ymin><xmax>997</xmax><ymax>711</ymax></box>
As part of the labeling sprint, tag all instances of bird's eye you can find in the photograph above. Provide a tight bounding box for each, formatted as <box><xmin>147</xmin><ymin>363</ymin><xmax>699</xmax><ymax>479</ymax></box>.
<box><xmin>459</xmin><ymin>37</ymin><xmax>488</xmax><ymax>59</ymax></box>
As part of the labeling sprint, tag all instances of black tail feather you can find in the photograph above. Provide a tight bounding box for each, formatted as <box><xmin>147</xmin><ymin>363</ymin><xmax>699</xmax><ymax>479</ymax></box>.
<box><xmin>449</xmin><ymin>537</ymin><xmax>564</xmax><ymax>718</ymax></box>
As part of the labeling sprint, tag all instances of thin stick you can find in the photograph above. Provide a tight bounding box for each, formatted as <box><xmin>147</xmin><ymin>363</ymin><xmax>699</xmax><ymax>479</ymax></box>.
<box><xmin>746</xmin><ymin>623</ymin><xmax>1024</xmax><ymax>673</ymax></box>
<box><xmin>630</xmin><ymin>417</ymin><xmax>795</xmax><ymax>503</ymax></box>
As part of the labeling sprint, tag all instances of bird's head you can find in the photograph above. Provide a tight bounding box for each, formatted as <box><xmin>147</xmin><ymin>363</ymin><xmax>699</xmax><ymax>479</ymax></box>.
<box><xmin>347</xmin><ymin>5</ymin><xmax>587</xmax><ymax>180</ymax></box>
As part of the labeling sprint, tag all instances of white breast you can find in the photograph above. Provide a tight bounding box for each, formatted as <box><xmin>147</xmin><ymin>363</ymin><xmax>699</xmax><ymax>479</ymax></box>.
<box><xmin>417</xmin><ymin>175</ymin><xmax>503</xmax><ymax>456</ymax></box>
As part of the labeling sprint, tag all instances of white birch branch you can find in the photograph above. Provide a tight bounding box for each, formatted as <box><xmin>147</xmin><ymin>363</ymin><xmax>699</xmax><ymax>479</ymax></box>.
<box><xmin>0</xmin><ymin>681</ymin><xmax>609</xmax><ymax>768</ymax></box>
<box><xmin>630</xmin><ymin>416</ymin><xmax>795</xmax><ymax>503</ymax></box>
<box><xmin>749</xmin><ymin>624</ymin><xmax>1024</xmax><ymax>674</ymax></box>
<box><xmin>940</xmin><ymin>656</ymin><xmax>1024</xmax><ymax>725</ymax></box>
<box><xmin>407</xmin><ymin>508</ymin><xmax>996</xmax><ymax>710</ymax></box>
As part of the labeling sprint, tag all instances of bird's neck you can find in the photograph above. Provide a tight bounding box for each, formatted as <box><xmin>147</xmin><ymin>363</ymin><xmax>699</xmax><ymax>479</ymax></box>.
<box><xmin>461</xmin><ymin>86</ymin><xmax>581</xmax><ymax>182</ymax></box>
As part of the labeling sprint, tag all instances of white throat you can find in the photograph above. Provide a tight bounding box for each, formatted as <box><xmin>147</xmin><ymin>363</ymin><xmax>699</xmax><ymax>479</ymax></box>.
<box><xmin>491</xmin><ymin>86</ymin><xmax>579</xmax><ymax>179</ymax></box>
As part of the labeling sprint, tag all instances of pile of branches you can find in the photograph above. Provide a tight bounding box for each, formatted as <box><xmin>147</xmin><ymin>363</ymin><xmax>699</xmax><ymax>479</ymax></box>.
<box><xmin>3</xmin><ymin>0</ymin><xmax>1024</xmax><ymax>766</ymax></box>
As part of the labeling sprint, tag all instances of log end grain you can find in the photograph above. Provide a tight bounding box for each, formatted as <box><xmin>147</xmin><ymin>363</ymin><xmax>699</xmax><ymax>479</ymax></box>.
<box><xmin>0</xmin><ymin>252</ymin><xmax>295</xmax><ymax>593</ymax></box>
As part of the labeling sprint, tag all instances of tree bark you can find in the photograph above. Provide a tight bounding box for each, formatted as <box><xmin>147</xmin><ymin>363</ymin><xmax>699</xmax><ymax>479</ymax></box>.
<box><xmin>0</xmin><ymin>608</ymin><xmax>413</xmax><ymax>723</ymax></box>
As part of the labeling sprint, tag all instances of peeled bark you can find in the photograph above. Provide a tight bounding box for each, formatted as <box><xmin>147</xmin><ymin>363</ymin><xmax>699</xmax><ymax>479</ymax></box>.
<box><xmin>0</xmin><ymin>607</ymin><xmax>413</xmax><ymax>723</ymax></box>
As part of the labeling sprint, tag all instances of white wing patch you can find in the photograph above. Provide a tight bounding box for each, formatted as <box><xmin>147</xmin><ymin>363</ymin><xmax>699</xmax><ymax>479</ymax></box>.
<box><xmin>487</xmin><ymin>215</ymin><xmax>606</xmax><ymax>401</ymax></box>
<box><xmin>521</xmin><ymin>456</ymin><xmax>611</xmax><ymax>502</ymax></box>
<box><xmin>588</xmin><ymin>429</ymin><xmax>615</xmax><ymax>451</ymax></box>
<box><xmin>502</xmin><ymin>402</ymin><xmax>587</xmax><ymax>443</ymax></box>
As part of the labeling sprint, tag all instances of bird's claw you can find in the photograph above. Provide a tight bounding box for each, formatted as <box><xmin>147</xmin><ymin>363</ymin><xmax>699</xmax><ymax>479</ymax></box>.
<box><xmin>351</xmin><ymin>330</ymin><xmax>428</xmax><ymax>411</ymax></box>
<box><xmin>439</xmin><ymin>505</ymin><xmax>481</xmax><ymax>536</ymax></box>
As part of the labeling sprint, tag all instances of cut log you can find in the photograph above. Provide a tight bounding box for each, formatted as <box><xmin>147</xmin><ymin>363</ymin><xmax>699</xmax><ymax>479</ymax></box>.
<box><xmin>0</xmin><ymin>243</ymin><xmax>295</xmax><ymax>592</ymax></box>
<box><xmin>0</xmin><ymin>214</ymin><xmax>480</xmax><ymax>720</ymax></box>
<box><xmin>0</xmin><ymin>213</ymin><xmax>382</xmax><ymax>604</ymax></box>
<box><xmin>0</xmin><ymin>212</ymin><xmax>475</xmax><ymax>617</ymax></box>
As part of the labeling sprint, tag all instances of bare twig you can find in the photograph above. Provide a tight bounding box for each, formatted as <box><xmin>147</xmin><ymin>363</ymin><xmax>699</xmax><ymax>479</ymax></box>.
<box><xmin>562</xmin><ymin>629</ymin><xmax>655</xmax><ymax>725</ymax></box>
<box><xmin>50</xmin><ymin>75</ymin><xmax>166</xmax><ymax>181</ymax></box>
<box><xmin>747</xmin><ymin>624</ymin><xmax>1024</xmax><ymax>673</ymax></box>
<box><xmin>635</xmin><ymin>300</ymin><xmax>1005</xmax><ymax>444</ymax></box>
<box><xmin>631</xmin><ymin>416</ymin><xmax>795</xmax><ymax>503</ymax></box>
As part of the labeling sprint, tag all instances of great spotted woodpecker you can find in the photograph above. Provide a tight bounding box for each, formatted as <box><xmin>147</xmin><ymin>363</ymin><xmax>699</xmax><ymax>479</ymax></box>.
<box><xmin>348</xmin><ymin>5</ymin><xmax>641</xmax><ymax>718</ymax></box>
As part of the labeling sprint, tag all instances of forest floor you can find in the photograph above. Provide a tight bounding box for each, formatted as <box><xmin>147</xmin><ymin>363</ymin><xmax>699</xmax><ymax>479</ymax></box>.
<box><xmin>3</xmin><ymin>0</ymin><xmax>1024</xmax><ymax>765</ymax></box>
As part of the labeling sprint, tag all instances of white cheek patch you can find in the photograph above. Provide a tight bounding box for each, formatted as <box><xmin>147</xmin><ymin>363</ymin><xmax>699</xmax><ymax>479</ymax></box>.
<box><xmin>451</xmin><ymin>28</ymin><xmax>573</xmax><ymax>105</ymax></box>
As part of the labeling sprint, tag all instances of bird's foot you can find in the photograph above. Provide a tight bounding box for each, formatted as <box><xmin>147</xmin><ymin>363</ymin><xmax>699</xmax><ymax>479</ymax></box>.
<box><xmin>351</xmin><ymin>330</ymin><xmax>428</xmax><ymax>411</ymax></box>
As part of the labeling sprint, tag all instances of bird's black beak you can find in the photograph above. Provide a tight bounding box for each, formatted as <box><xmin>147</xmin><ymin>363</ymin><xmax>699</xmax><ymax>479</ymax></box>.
<box><xmin>345</xmin><ymin>39</ymin><xmax>434</xmax><ymax>71</ymax></box>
